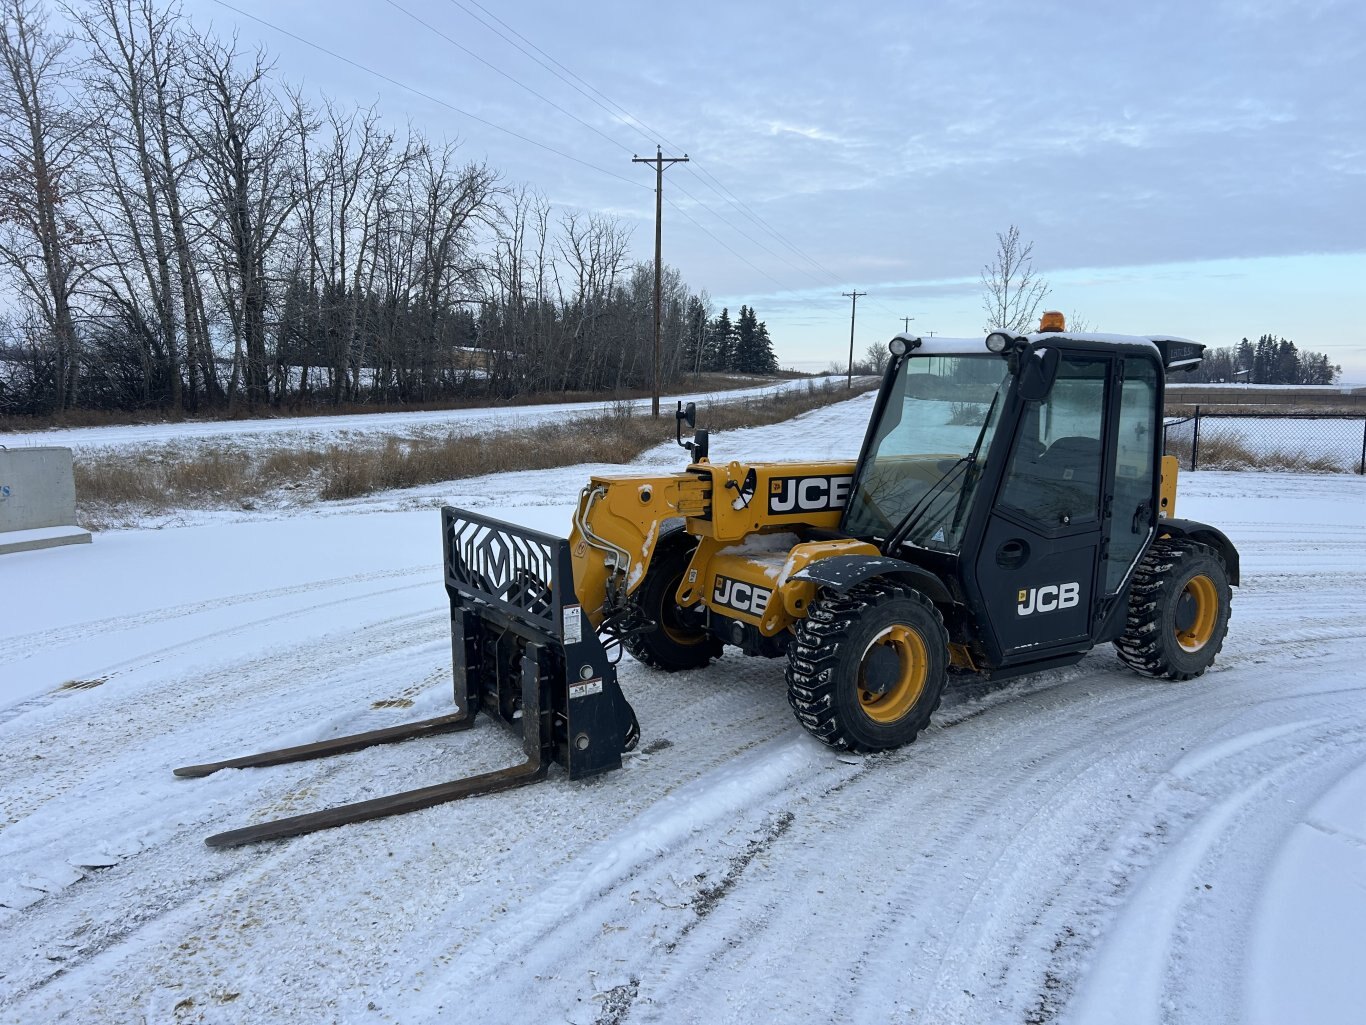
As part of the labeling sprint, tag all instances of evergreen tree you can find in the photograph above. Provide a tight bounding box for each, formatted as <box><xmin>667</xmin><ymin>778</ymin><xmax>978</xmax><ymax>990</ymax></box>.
<box><xmin>679</xmin><ymin>296</ymin><xmax>710</xmax><ymax>377</ymax></box>
<box><xmin>1184</xmin><ymin>336</ymin><xmax>1340</xmax><ymax>386</ymax></box>
<box><xmin>1273</xmin><ymin>337</ymin><xmax>1300</xmax><ymax>385</ymax></box>
<box><xmin>1252</xmin><ymin>335</ymin><xmax>1276</xmax><ymax>383</ymax></box>
<box><xmin>707</xmin><ymin>308</ymin><xmax>735</xmax><ymax>372</ymax></box>
<box><xmin>733</xmin><ymin>305</ymin><xmax>759</xmax><ymax>372</ymax></box>
<box><xmin>1236</xmin><ymin>337</ymin><xmax>1255</xmax><ymax>379</ymax></box>
<box><xmin>754</xmin><ymin>320</ymin><xmax>778</xmax><ymax>373</ymax></box>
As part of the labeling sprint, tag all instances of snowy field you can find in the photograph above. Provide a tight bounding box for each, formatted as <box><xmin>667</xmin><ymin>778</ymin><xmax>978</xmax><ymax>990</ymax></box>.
<box><xmin>0</xmin><ymin>377</ymin><xmax>846</xmax><ymax>455</ymax></box>
<box><xmin>2</xmin><ymin>391</ymin><xmax>1365</xmax><ymax>1024</ymax></box>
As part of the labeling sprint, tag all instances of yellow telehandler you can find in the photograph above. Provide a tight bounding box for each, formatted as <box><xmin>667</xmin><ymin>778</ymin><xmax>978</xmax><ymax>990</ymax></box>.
<box><xmin>180</xmin><ymin>314</ymin><xmax>1237</xmax><ymax>846</ymax></box>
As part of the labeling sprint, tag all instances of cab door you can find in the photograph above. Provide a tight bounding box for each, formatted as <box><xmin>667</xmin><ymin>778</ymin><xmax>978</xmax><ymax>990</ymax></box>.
<box><xmin>973</xmin><ymin>354</ymin><xmax>1111</xmax><ymax>661</ymax></box>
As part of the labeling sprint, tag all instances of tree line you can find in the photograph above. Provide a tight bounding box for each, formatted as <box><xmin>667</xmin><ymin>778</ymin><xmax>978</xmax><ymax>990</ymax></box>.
<box><xmin>1185</xmin><ymin>335</ymin><xmax>1341</xmax><ymax>385</ymax></box>
<box><xmin>0</xmin><ymin>0</ymin><xmax>778</xmax><ymax>417</ymax></box>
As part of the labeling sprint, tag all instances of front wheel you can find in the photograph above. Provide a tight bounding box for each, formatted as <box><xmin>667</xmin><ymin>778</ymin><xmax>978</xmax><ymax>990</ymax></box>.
<box><xmin>786</xmin><ymin>581</ymin><xmax>948</xmax><ymax>751</ymax></box>
<box><xmin>622</xmin><ymin>536</ymin><xmax>722</xmax><ymax>672</ymax></box>
<box><xmin>1114</xmin><ymin>538</ymin><xmax>1232</xmax><ymax>680</ymax></box>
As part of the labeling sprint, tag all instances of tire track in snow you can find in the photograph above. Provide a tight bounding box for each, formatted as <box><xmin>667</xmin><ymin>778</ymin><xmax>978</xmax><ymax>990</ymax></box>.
<box><xmin>628</xmin><ymin>674</ymin><xmax>1222</xmax><ymax>1025</ymax></box>
<box><xmin>455</xmin><ymin>636</ymin><xmax>1366</xmax><ymax>1025</ymax></box>
<box><xmin>0</xmin><ymin>613</ymin><xmax>460</xmax><ymax>1011</ymax></box>
<box><xmin>382</xmin><ymin>663</ymin><xmax>1208</xmax><ymax>1024</ymax></box>
<box><xmin>0</xmin><ymin>564</ymin><xmax>430</xmax><ymax>683</ymax></box>
<box><xmin>0</xmin><ymin>600</ymin><xmax>444</xmax><ymax>860</ymax></box>
<box><xmin>0</xmin><ymin>650</ymin><xmax>812</xmax><ymax>1024</ymax></box>
<box><xmin>1063</xmin><ymin>694</ymin><xmax>1366</xmax><ymax>1025</ymax></box>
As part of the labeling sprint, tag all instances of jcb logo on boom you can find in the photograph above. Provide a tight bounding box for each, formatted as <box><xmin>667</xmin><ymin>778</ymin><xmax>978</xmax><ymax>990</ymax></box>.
<box><xmin>1017</xmin><ymin>581</ymin><xmax>1081</xmax><ymax>617</ymax></box>
<box><xmin>713</xmin><ymin>575</ymin><xmax>772</xmax><ymax>616</ymax></box>
<box><xmin>768</xmin><ymin>475</ymin><xmax>852</xmax><ymax>515</ymax></box>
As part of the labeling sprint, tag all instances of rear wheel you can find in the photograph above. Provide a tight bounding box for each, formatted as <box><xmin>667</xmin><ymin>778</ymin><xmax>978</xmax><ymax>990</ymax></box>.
<box><xmin>623</xmin><ymin>537</ymin><xmax>722</xmax><ymax>671</ymax></box>
<box><xmin>786</xmin><ymin>581</ymin><xmax>948</xmax><ymax>751</ymax></box>
<box><xmin>1114</xmin><ymin>538</ymin><xmax>1232</xmax><ymax>680</ymax></box>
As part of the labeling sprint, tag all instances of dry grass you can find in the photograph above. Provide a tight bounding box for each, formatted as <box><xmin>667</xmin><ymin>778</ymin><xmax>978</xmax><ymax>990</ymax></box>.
<box><xmin>74</xmin><ymin>379</ymin><xmax>872</xmax><ymax>523</ymax></box>
<box><xmin>1165</xmin><ymin>431</ymin><xmax>1349</xmax><ymax>473</ymax></box>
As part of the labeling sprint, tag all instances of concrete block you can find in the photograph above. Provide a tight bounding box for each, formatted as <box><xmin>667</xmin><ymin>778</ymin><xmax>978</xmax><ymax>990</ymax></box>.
<box><xmin>0</xmin><ymin>446</ymin><xmax>92</xmax><ymax>554</ymax></box>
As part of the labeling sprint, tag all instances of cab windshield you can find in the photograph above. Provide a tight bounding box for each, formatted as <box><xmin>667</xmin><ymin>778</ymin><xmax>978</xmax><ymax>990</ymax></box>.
<box><xmin>844</xmin><ymin>353</ymin><xmax>1012</xmax><ymax>553</ymax></box>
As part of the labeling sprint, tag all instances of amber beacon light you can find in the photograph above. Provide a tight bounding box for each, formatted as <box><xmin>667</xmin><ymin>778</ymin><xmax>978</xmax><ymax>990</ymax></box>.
<box><xmin>1039</xmin><ymin>310</ymin><xmax>1066</xmax><ymax>332</ymax></box>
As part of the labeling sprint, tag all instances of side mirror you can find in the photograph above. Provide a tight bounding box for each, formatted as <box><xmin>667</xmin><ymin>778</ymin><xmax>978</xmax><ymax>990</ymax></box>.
<box><xmin>676</xmin><ymin>401</ymin><xmax>707</xmax><ymax>461</ymax></box>
<box><xmin>1018</xmin><ymin>347</ymin><xmax>1060</xmax><ymax>402</ymax></box>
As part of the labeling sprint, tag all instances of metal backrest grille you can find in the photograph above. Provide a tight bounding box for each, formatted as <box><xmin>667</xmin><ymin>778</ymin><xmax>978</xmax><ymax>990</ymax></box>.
<box><xmin>442</xmin><ymin>507</ymin><xmax>564</xmax><ymax>632</ymax></box>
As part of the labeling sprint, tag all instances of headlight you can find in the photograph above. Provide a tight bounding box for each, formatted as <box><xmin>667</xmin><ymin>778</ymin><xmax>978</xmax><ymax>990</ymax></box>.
<box><xmin>889</xmin><ymin>338</ymin><xmax>908</xmax><ymax>356</ymax></box>
<box><xmin>985</xmin><ymin>332</ymin><xmax>1011</xmax><ymax>353</ymax></box>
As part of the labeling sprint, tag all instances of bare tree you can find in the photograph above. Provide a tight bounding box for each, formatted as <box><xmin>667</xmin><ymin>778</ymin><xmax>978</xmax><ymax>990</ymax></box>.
<box><xmin>73</xmin><ymin>0</ymin><xmax>211</xmax><ymax>409</ymax></box>
<box><xmin>184</xmin><ymin>33</ymin><xmax>305</xmax><ymax>408</ymax></box>
<box><xmin>1067</xmin><ymin>310</ymin><xmax>1093</xmax><ymax>333</ymax></box>
<box><xmin>980</xmin><ymin>224</ymin><xmax>1049</xmax><ymax>335</ymax></box>
<box><xmin>862</xmin><ymin>341</ymin><xmax>889</xmax><ymax>375</ymax></box>
<box><xmin>0</xmin><ymin>0</ymin><xmax>92</xmax><ymax>410</ymax></box>
<box><xmin>0</xmin><ymin>3</ymin><xmax>734</xmax><ymax>415</ymax></box>
<box><xmin>554</xmin><ymin>210</ymin><xmax>629</xmax><ymax>391</ymax></box>
<box><xmin>407</xmin><ymin>146</ymin><xmax>497</xmax><ymax>395</ymax></box>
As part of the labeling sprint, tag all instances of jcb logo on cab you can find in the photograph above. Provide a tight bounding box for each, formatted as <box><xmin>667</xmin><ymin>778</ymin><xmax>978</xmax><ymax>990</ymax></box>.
<box><xmin>1017</xmin><ymin>581</ymin><xmax>1080</xmax><ymax>616</ymax></box>
<box><xmin>713</xmin><ymin>575</ymin><xmax>772</xmax><ymax>616</ymax></box>
<box><xmin>768</xmin><ymin>475</ymin><xmax>851</xmax><ymax>515</ymax></box>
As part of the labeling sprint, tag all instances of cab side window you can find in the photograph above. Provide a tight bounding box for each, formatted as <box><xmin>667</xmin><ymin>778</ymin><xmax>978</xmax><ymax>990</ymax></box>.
<box><xmin>998</xmin><ymin>357</ymin><xmax>1107</xmax><ymax>528</ymax></box>
<box><xmin>1105</xmin><ymin>357</ymin><xmax>1159</xmax><ymax>592</ymax></box>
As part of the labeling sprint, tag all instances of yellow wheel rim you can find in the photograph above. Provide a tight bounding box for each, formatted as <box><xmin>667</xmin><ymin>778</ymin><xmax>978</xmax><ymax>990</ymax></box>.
<box><xmin>1176</xmin><ymin>574</ymin><xmax>1219</xmax><ymax>652</ymax></box>
<box><xmin>859</xmin><ymin>625</ymin><xmax>928</xmax><ymax>724</ymax></box>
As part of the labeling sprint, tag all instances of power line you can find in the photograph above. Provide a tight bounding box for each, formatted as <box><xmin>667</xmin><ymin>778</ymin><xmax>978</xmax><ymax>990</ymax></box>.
<box><xmin>217</xmin><ymin>0</ymin><xmax>892</xmax><ymax>335</ymax></box>
<box><xmin>667</xmin><ymin>176</ymin><xmax>824</xmax><ymax>290</ymax></box>
<box><xmin>681</xmin><ymin>163</ymin><xmax>843</xmax><ymax>286</ymax></box>
<box><xmin>446</xmin><ymin>0</ymin><xmax>859</xmax><ymax>299</ymax></box>
<box><xmin>208</xmin><ymin>0</ymin><xmax>649</xmax><ymax>192</ymax></box>
<box><xmin>382</xmin><ymin>0</ymin><xmax>637</xmax><ymax>158</ymax></box>
<box><xmin>417</xmin><ymin>0</ymin><xmax>808</xmax><ymax>302</ymax></box>
<box><xmin>448</xmin><ymin>0</ymin><xmax>660</xmax><ymax>151</ymax></box>
<box><xmin>663</xmin><ymin>198</ymin><xmax>792</xmax><ymax>295</ymax></box>
<box><xmin>412</xmin><ymin>5</ymin><xmax>817</xmax><ymax>307</ymax></box>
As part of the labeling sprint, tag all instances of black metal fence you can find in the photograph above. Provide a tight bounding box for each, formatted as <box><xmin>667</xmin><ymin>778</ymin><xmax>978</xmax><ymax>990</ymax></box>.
<box><xmin>1164</xmin><ymin>408</ymin><xmax>1366</xmax><ymax>474</ymax></box>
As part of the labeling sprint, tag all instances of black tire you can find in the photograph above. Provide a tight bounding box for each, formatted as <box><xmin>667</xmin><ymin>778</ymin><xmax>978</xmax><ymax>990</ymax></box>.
<box><xmin>623</xmin><ymin>536</ymin><xmax>722</xmax><ymax>671</ymax></box>
<box><xmin>1114</xmin><ymin>538</ymin><xmax>1232</xmax><ymax>680</ymax></box>
<box><xmin>786</xmin><ymin>580</ymin><xmax>948</xmax><ymax>752</ymax></box>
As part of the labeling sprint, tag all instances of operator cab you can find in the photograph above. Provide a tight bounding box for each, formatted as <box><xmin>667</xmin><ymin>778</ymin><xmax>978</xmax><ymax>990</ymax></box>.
<box><xmin>843</xmin><ymin>316</ymin><xmax>1193</xmax><ymax>670</ymax></box>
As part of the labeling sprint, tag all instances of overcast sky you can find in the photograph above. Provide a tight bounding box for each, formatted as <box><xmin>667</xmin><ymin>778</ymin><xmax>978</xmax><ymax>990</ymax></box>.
<box><xmin>182</xmin><ymin>0</ymin><xmax>1365</xmax><ymax>378</ymax></box>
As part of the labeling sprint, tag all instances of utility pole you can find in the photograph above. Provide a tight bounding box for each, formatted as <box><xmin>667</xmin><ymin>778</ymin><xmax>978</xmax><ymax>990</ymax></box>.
<box><xmin>843</xmin><ymin>290</ymin><xmax>866</xmax><ymax>389</ymax></box>
<box><xmin>633</xmin><ymin>145</ymin><xmax>689</xmax><ymax>417</ymax></box>
<box><xmin>901</xmin><ymin>316</ymin><xmax>914</xmax><ymax>333</ymax></box>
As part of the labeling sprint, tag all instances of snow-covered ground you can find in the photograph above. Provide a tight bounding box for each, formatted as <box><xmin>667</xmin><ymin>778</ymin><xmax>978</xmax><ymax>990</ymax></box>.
<box><xmin>0</xmin><ymin>377</ymin><xmax>848</xmax><ymax>455</ymax></box>
<box><xmin>2</xmin><ymin>392</ymin><xmax>1365</xmax><ymax>1024</ymax></box>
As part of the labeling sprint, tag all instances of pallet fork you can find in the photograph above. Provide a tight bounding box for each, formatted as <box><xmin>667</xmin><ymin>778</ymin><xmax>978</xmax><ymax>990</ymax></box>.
<box><xmin>175</xmin><ymin>508</ymin><xmax>639</xmax><ymax>847</ymax></box>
